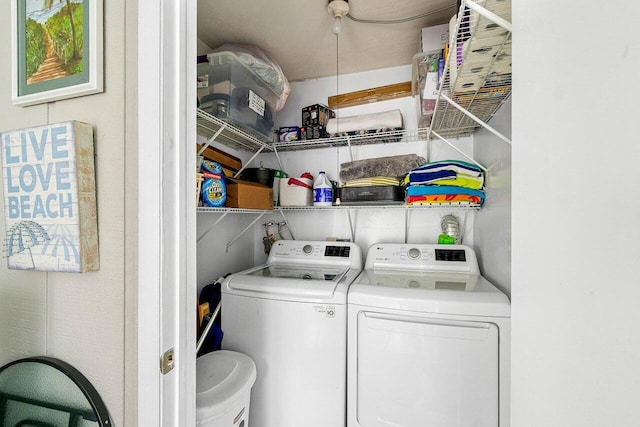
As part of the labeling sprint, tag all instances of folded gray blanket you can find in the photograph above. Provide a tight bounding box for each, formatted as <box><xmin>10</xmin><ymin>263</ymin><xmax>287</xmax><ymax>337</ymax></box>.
<box><xmin>339</xmin><ymin>154</ymin><xmax>426</xmax><ymax>182</ymax></box>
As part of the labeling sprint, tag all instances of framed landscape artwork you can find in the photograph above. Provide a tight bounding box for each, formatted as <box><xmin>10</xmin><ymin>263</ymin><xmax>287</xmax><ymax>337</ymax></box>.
<box><xmin>11</xmin><ymin>0</ymin><xmax>103</xmax><ymax>106</ymax></box>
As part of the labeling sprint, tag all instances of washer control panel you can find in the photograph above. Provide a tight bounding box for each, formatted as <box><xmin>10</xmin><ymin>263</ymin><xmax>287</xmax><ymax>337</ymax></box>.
<box><xmin>268</xmin><ymin>240</ymin><xmax>362</xmax><ymax>268</ymax></box>
<box><xmin>365</xmin><ymin>243</ymin><xmax>479</xmax><ymax>274</ymax></box>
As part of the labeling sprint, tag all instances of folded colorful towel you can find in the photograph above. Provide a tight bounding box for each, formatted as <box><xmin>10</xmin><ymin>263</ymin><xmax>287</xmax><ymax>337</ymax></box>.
<box><xmin>406</xmin><ymin>169</ymin><xmax>456</xmax><ymax>183</ymax></box>
<box><xmin>407</xmin><ymin>194</ymin><xmax>483</xmax><ymax>206</ymax></box>
<box><xmin>406</xmin><ymin>185</ymin><xmax>485</xmax><ymax>203</ymax></box>
<box><xmin>423</xmin><ymin>175</ymin><xmax>484</xmax><ymax>190</ymax></box>
<box><xmin>413</xmin><ymin>159</ymin><xmax>482</xmax><ymax>174</ymax></box>
<box><xmin>406</xmin><ymin>159</ymin><xmax>484</xmax><ymax>189</ymax></box>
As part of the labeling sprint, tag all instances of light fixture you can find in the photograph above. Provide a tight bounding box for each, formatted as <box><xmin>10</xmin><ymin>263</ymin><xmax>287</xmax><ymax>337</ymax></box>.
<box><xmin>328</xmin><ymin>0</ymin><xmax>349</xmax><ymax>35</ymax></box>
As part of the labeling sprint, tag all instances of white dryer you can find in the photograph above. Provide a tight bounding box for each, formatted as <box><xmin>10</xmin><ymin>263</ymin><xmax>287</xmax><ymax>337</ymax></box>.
<box><xmin>347</xmin><ymin>243</ymin><xmax>510</xmax><ymax>427</ymax></box>
<box><xmin>222</xmin><ymin>240</ymin><xmax>363</xmax><ymax>427</ymax></box>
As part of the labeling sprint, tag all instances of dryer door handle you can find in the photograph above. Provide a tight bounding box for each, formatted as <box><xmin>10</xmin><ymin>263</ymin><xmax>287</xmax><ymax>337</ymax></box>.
<box><xmin>362</xmin><ymin>311</ymin><xmax>495</xmax><ymax>340</ymax></box>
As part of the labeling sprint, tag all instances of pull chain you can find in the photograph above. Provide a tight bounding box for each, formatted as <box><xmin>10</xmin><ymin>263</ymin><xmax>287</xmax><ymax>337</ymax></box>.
<box><xmin>335</xmin><ymin>32</ymin><xmax>340</xmax><ymax>133</ymax></box>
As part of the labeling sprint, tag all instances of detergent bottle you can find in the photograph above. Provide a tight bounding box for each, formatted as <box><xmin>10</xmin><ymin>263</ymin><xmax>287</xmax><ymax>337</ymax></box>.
<box><xmin>313</xmin><ymin>171</ymin><xmax>333</xmax><ymax>206</ymax></box>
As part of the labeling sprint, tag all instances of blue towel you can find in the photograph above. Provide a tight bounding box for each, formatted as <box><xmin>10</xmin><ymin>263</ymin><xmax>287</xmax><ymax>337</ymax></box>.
<box><xmin>407</xmin><ymin>169</ymin><xmax>457</xmax><ymax>184</ymax></box>
<box><xmin>416</xmin><ymin>159</ymin><xmax>483</xmax><ymax>175</ymax></box>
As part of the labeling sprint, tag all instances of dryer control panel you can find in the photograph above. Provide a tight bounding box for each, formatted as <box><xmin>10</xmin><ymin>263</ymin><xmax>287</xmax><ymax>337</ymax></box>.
<box><xmin>365</xmin><ymin>244</ymin><xmax>480</xmax><ymax>274</ymax></box>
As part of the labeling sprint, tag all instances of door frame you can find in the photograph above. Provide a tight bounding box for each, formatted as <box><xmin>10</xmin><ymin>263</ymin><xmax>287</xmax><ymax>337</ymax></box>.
<box><xmin>137</xmin><ymin>0</ymin><xmax>197</xmax><ymax>425</ymax></box>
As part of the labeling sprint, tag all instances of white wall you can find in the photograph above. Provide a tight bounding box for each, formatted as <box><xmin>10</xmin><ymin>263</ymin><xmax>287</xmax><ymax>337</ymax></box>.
<box><xmin>196</xmin><ymin>214</ymin><xmax>265</xmax><ymax>288</ymax></box>
<box><xmin>275</xmin><ymin>65</ymin><xmax>419</xmax><ymax>130</ymax></box>
<box><xmin>512</xmin><ymin>1</ymin><xmax>640</xmax><ymax>425</ymax></box>
<box><xmin>0</xmin><ymin>1</ymin><xmax>136</xmax><ymax>425</ymax></box>
<box><xmin>474</xmin><ymin>97</ymin><xmax>511</xmax><ymax>295</ymax></box>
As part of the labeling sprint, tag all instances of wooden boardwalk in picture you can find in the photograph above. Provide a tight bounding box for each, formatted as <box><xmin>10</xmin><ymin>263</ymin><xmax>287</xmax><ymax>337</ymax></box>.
<box><xmin>27</xmin><ymin>25</ymin><xmax>70</xmax><ymax>84</ymax></box>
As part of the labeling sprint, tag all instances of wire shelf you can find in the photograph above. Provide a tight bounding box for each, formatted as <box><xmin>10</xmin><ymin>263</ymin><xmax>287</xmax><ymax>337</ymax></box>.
<box><xmin>197</xmin><ymin>107</ymin><xmax>431</xmax><ymax>153</ymax></box>
<box><xmin>196</xmin><ymin>108</ymin><xmax>273</xmax><ymax>152</ymax></box>
<box><xmin>429</xmin><ymin>0</ymin><xmax>512</xmax><ymax>138</ymax></box>
<box><xmin>197</xmin><ymin>204</ymin><xmax>480</xmax><ymax>214</ymax></box>
<box><xmin>272</xmin><ymin>128</ymin><xmax>430</xmax><ymax>152</ymax></box>
<box><xmin>197</xmin><ymin>207</ymin><xmax>272</xmax><ymax>214</ymax></box>
<box><xmin>277</xmin><ymin>203</ymin><xmax>481</xmax><ymax>210</ymax></box>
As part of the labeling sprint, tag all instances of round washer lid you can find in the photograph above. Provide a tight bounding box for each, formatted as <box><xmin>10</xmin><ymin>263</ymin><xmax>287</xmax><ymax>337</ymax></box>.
<box><xmin>196</xmin><ymin>350</ymin><xmax>256</xmax><ymax>418</ymax></box>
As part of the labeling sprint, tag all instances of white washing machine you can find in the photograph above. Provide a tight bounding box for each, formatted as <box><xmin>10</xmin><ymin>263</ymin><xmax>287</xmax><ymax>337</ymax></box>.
<box><xmin>347</xmin><ymin>243</ymin><xmax>510</xmax><ymax>427</ymax></box>
<box><xmin>222</xmin><ymin>240</ymin><xmax>363</xmax><ymax>427</ymax></box>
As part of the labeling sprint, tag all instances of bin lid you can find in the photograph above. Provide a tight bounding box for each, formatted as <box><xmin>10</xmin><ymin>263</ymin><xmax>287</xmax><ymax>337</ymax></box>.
<box><xmin>196</xmin><ymin>350</ymin><xmax>257</xmax><ymax>418</ymax></box>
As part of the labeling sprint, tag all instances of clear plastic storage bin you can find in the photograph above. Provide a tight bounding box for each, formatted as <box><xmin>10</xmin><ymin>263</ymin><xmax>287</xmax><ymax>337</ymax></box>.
<box><xmin>197</xmin><ymin>51</ymin><xmax>280</xmax><ymax>141</ymax></box>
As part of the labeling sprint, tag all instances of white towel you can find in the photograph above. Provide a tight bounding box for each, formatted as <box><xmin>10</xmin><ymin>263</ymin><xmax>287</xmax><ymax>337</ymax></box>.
<box><xmin>326</xmin><ymin>109</ymin><xmax>403</xmax><ymax>135</ymax></box>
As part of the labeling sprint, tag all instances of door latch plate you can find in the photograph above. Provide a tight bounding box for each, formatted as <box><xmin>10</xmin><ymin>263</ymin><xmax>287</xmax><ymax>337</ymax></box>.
<box><xmin>160</xmin><ymin>348</ymin><xmax>175</xmax><ymax>374</ymax></box>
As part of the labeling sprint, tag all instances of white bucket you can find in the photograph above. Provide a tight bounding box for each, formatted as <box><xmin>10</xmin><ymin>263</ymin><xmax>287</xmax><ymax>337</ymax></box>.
<box><xmin>279</xmin><ymin>176</ymin><xmax>313</xmax><ymax>206</ymax></box>
<box><xmin>196</xmin><ymin>350</ymin><xmax>257</xmax><ymax>426</ymax></box>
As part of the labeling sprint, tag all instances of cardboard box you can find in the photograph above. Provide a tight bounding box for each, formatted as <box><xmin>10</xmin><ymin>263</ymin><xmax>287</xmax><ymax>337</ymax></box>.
<box><xmin>278</xmin><ymin>126</ymin><xmax>301</xmax><ymax>142</ymax></box>
<box><xmin>421</xmin><ymin>23</ymin><xmax>449</xmax><ymax>53</ymax></box>
<box><xmin>197</xmin><ymin>144</ymin><xmax>242</xmax><ymax>172</ymax></box>
<box><xmin>304</xmin><ymin>124</ymin><xmax>329</xmax><ymax>140</ymax></box>
<box><xmin>225</xmin><ymin>178</ymin><xmax>273</xmax><ymax>210</ymax></box>
<box><xmin>301</xmin><ymin>104</ymin><xmax>335</xmax><ymax>139</ymax></box>
<box><xmin>302</xmin><ymin>104</ymin><xmax>335</xmax><ymax>126</ymax></box>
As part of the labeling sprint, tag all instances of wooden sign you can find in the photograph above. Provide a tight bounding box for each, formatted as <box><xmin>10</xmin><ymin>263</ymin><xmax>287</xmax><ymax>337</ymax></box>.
<box><xmin>327</xmin><ymin>81</ymin><xmax>412</xmax><ymax>109</ymax></box>
<box><xmin>1</xmin><ymin>121</ymin><xmax>99</xmax><ymax>272</ymax></box>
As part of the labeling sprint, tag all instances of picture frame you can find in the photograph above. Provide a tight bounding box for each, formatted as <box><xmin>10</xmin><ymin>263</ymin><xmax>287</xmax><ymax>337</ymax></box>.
<box><xmin>11</xmin><ymin>0</ymin><xmax>103</xmax><ymax>107</ymax></box>
<box><xmin>1</xmin><ymin>120</ymin><xmax>100</xmax><ymax>272</ymax></box>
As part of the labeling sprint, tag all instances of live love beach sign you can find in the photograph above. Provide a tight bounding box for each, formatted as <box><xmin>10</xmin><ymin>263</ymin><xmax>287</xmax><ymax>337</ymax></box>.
<box><xmin>1</xmin><ymin>121</ymin><xmax>99</xmax><ymax>272</ymax></box>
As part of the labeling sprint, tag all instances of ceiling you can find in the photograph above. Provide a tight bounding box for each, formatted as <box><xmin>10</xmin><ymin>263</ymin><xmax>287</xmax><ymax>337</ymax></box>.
<box><xmin>197</xmin><ymin>0</ymin><xmax>457</xmax><ymax>83</ymax></box>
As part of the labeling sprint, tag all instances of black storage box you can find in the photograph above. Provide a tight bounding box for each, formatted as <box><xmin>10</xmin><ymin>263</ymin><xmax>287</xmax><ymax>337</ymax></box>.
<box><xmin>339</xmin><ymin>186</ymin><xmax>405</xmax><ymax>205</ymax></box>
<box><xmin>301</xmin><ymin>104</ymin><xmax>335</xmax><ymax>139</ymax></box>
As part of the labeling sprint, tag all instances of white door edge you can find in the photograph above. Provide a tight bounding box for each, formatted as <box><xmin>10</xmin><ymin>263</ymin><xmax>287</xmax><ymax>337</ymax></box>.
<box><xmin>138</xmin><ymin>0</ymin><xmax>197</xmax><ymax>425</ymax></box>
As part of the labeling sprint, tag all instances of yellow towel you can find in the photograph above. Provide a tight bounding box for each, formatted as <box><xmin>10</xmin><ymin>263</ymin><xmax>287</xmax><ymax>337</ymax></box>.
<box><xmin>402</xmin><ymin>174</ymin><xmax>484</xmax><ymax>190</ymax></box>
<box><xmin>342</xmin><ymin>176</ymin><xmax>402</xmax><ymax>187</ymax></box>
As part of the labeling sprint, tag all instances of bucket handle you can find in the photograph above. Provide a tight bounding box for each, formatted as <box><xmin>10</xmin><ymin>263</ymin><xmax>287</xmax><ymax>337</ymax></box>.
<box><xmin>287</xmin><ymin>177</ymin><xmax>312</xmax><ymax>190</ymax></box>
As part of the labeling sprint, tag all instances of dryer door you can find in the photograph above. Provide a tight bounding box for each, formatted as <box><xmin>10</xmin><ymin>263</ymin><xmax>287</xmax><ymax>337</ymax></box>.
<box><xmin>353</xmin><ymin>311</ymin><xmax>500</xmax><ymax>427</ymax></box>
